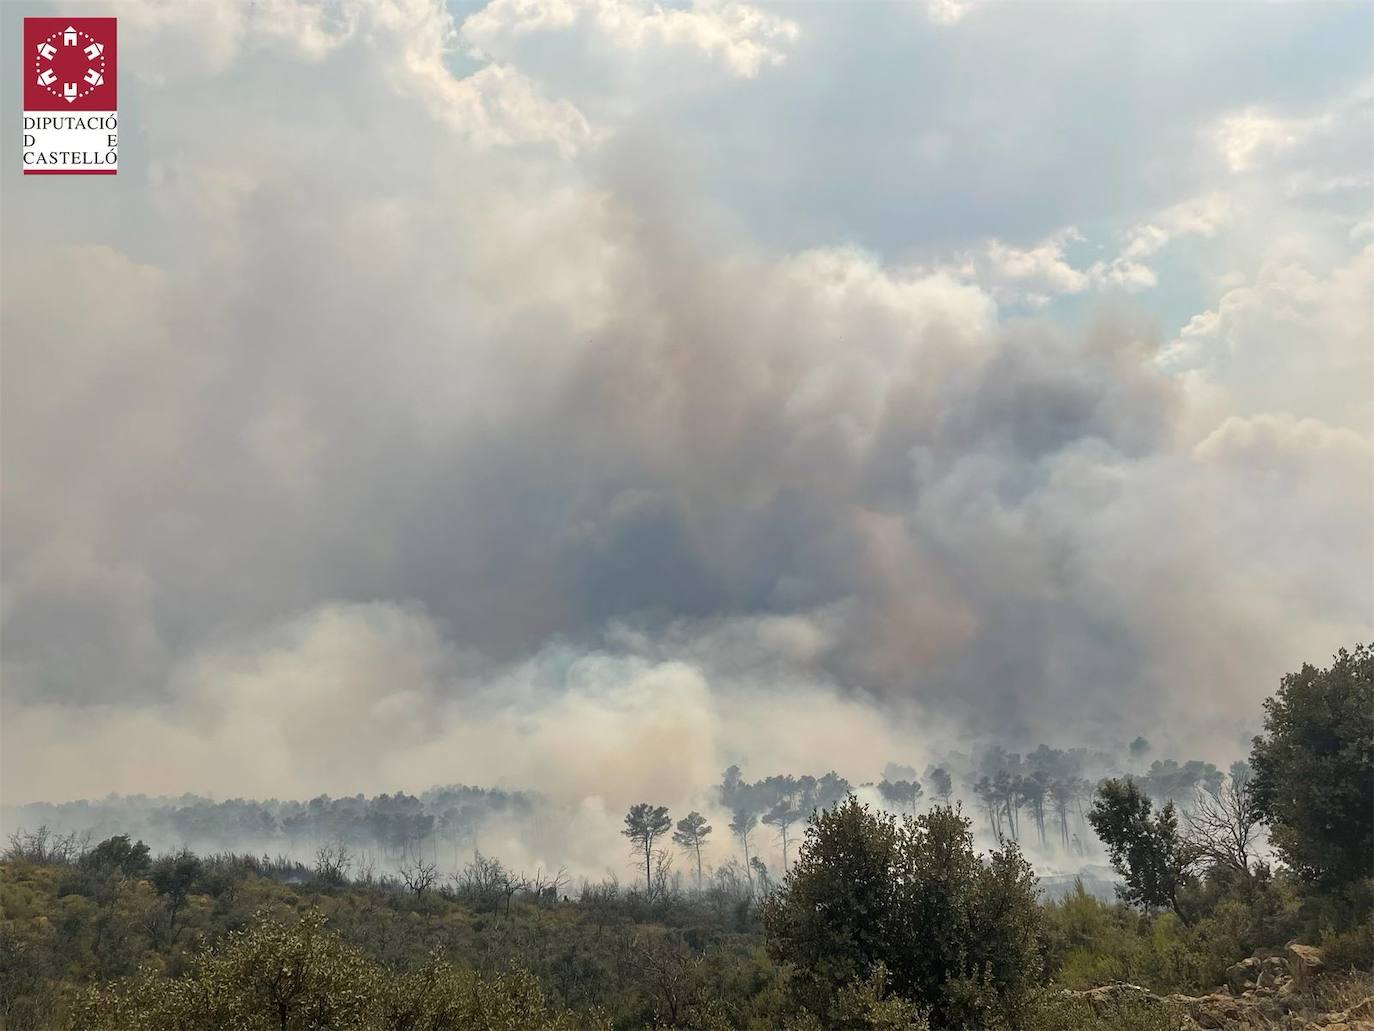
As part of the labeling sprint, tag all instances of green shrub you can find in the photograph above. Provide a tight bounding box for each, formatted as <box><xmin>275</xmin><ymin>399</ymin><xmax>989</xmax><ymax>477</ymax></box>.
<box><xmin>764</xmin><ymin>799</ymin><xmax>1042</xmax><ymax>1029</ymax></box>
<box><xmin>1321</xmin><ymin>921</ymin><xmax>1374</xmax><ymax>974</ymax></box>
<box><xmin>70</xmin><ymin>909</ymin><xmax>601</xmax><ymax>1031</ymax></box>
<box><xmin>832</xmin><ymin>966</ymin><xmax>930</xmax><ymax>1030</ymax></box>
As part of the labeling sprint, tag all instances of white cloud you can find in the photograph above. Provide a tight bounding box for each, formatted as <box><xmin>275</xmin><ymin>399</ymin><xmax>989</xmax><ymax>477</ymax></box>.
<box><xmin>924</xmin><ymin>0</ymin><xmax>977</xmax><ymax>26</ymax></box>
<box><xmin>946</xmin><ymin>228</ymin><xmax>1089</xmax><ymax>305</ymax></box>
<box><xmin>1120</xmin><ymin>193</ymin><xmax>1233</xmax><ymax>261</ymax></box>
<box><xmin>946</xmin><ymin>215</ymin><xmax>1206</xmax><ymax>303</ymax></box>
<box><xmin>1165</xmin><ymin>241</ymin><xmax>1373</xmax><ymax>432</ymax></box>
<box><xmin>462</xmin><ymin>0</ymin><xmax>799</xmax><ymax>78</ymax></box>
<box><xmin>370</xmin><ymin>0</ymin><xmax>596</xmax><ymax>153</ymax></box>
<box><xmin>1089</xmin><ymin>256</ymin><xmax>1157</xmax><ymax>292</ymax></box>
<box><xmin>251</xmin><ymin>0</ymin><xmax>357</xmax><ymax>60</ymax></box>
<box><xmin>415</xmin><ymin>61</ymin><xmax>593</xmax><ymax>154</ymax></box>
<box><xmin>115</xmin><ymin>0</ymin><xmax>591</xmax><ymax>154</ymax></box>
<box><xmin>1209</xmin><ymin>108</ymin><xmax>1313</xmax><ymax>173</ymax></box>
<box><xmin>1080</xmin><ymin>193</ymin><xmax>1235</xmax><ymax>291</ymax></box>
<box><xmin>1194</xmin><ymin>413</ymin><xmax>1370</xmax><ymax>475</ymax></box>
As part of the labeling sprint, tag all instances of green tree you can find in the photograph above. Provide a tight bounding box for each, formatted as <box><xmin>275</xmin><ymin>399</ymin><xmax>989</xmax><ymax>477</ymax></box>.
<box><xmin>1129</xmin><ymin>736</ymin><xmax>1151</xmax><ymax>765</ymax></box>
<box><xmin>1250</xmin><ymin>643</ymin><xmax>1374</xmax><ymax>888</ymax></box>
<box><xmin>147</xmin><ymin>848</ymin><xmax>203</xmax><ymax>946</ymax></box>
<box><xmin>763</xmin><ymin>796</ymin><xmax>803</xmax><ymax>871</ymax></box>
<box><xmin>1088</xmin><ymin>778</ymin><xmax>1196</xmax><ymax>923</ymax></box>
<box><xmin>928</xmin><ymin>767</ymin><xmax>954</xmax><ymax>806</ymax></box>
<box><xmin>622</xmin><ymin>803</ymin><xmax>672</xmax><ymax>896</ymax></box>
<box><xmin>730</xmin><ymin>808</ymin><xmax>758</xmax><ymax>891</ymax></box>
<box><xmin>81</xmin><ymin>835</ymin><xmax>151</xmax><ymax>877</ymax></box>
<box><xmin>671</xmin><ymin>811</ymin><xmax>712</xmax><ymax>889</ymax></box>
<box><xmin>877</xmin><ymin>779</ymin><xmax>923</xmax><ymax>816</ymax></box>
<box><xmin>763</xmin><ymin>798</ymin><xmax>1042</xmax><ymax>1028</ymax></box>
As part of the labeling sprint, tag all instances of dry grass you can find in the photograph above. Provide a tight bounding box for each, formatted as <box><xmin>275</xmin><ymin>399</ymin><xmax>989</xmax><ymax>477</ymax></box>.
<box><xmin>1313</xmin><ymin>970</ymin><xmax>1374</xmax><ymax>1014</ymax></box>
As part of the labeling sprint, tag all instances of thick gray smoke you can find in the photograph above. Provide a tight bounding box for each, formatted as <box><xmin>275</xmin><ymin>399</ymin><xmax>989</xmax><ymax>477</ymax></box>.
<box><xmin>2</xmin><ymin>0</ymin><xmax>1370</xmax><ymax>832</ymax></box>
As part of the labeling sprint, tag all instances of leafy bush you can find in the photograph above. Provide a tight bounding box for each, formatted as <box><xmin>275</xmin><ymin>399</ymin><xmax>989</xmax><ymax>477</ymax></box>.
<box><xmin>71</xmin><ymin>908</ymin><xmax>601</xmax><ymax>1031</ymax></box>
<box><xmin>1321</xmin><ymin>920</ymin><xmax>1374</xmax><ymax>974</ymax></box>
<box><xmin>764</xmin><ymin>798</ymin><xmax>1042</xmax><ymax>1028</ymax></box>
<box><xmin>832</xmin><ymin>966</ymin><xmax>930</xmax><ymax>1031</ymax></box>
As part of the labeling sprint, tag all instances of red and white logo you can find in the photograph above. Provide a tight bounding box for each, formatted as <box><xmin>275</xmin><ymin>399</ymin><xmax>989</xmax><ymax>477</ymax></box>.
<box><xmin>22</xmin><ymin>18</ymin><xmax>118</xmax><ymax>175</ymax></box>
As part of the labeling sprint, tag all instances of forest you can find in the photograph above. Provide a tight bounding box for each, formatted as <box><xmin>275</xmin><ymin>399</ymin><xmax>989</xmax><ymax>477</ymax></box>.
<box><xmin>1</xmin><ymin>644</ymin><xmax>1369</xmax><ymax>1029</ymax></box>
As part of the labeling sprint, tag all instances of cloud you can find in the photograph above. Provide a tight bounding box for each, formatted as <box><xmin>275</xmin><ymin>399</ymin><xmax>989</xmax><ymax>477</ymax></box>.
<box><xmin>114</xmin><ymin>0</ymin><xmax>592</xmax><ymax>153</ymax></box>
<box><xmin>5</xmin><ymin>182</ymin><xmax>1362</xmax><ymax>787</ymax></box>
<box><xmin>1</xmin><ymin>0</ymin><xmax>1369</xmax><ymax>817</ymax></box>
<box><xmin>923</xmin><ymin>0</ymin><xmax>977</xmax><ymax>26</ymax></box>
<box><xmin>1119</xmin><ymin>193</ymin><xmax>1233</xmax><ymax>262</ymax></box>
<box><xmin>958</xmin><ymin>228</ymin><xmax>1091</xmax><ymax>304</ymax></box>
<box><xmin>463</xmin><ymin>0</ymin><xmax>799</xmax><ymax>79</ymax></box>
<box><xmin>1164</xmin><ymin>241</ymin><xmax>1373</xmax><ymax>430</ymax></box>
<box><xmin>945</xmin><ymin>220</ymin><xmax>1171</xmax><ymax>305</ymax></box>
<box><xmin>372</xmin><ymin>0</ymin><xmax>594</xmax><ymax>153</ymax></box>
<box><xmin>1209</xmin><ymin>108</ymin><xmax>1312</xmax><ymax>173</ymax></box>
<box><xmin>416</xmin><ymin>61</ymin><xmax>592</xmax><ymax>154</ymax></box>
<box><xmin>1194</xmin><ymin>413</ymin><xmax>1369</xmax><ymax>475</ymax></box>
<box><xmin>969</xmin><ymin>194</ymin><xmax>1236</xmax><ymax>301</ymax></box>
<box><xmin>114</xmin><ymin>0</ymin><xmax>358</xmax><ymax>77</ymax></box>
<box><xmin>1204</xmin><ymin>85</ymin><xmax>1370</xmax><ymax>192</ymax></box>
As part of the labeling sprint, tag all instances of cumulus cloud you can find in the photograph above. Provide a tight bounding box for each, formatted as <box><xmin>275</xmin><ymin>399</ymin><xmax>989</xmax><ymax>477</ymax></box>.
<box><xmin>1164</xmin><ymin>241</ymin><xmax>1373</xmax><ymax>430</ymax></box>
<box><xmin>1209</xmin><ymin>108</ymin><xmax>1312</xmax><ymax>174</ymax></box>
<box><xmin>462</xmin><ymin>0</ymin><xmax>799</xmax><ymax>79</ymax></box>
<box><xmin>947</xmin><ymin>222</ymin><xmax>1168</xmax><ymax>306</ymax></box>
<box><xmin>114</xmin><ymin>0</ymin><xmax>591</xmax><ymax>152</ymax></box>
<box><xmin>952</xmin><ymin>228</ymin><xmax>1090</xmax><ymax>306</ymax></box>
<box><xmin>955</xmin><ymin>193</ymin><xmax>1239</xmax><ymax>304</ymax></box>
<box><xmin>1110</xmin><ymin>194</ymin><xmax>1234</xmax><ymax>284</ymax></box>
<box><xmin>1205</xmin><ymin>83</ymin><xmax>1370</xmax><ymax>188</ymax></box>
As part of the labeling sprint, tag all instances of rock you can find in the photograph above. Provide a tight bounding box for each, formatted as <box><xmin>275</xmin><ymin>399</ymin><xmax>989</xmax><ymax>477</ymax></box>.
<box><xmin>1065</xmin><ymin>970</ymin><xmax>1364</xmax><ymax>1030</ymax></box>
<box><xmin>1228</xmin><ymin>957</ymin><xmax>1262</xmax><ymax>993</ymax></box>
<box><xmin>1168</xmin><ymin>992</ymin><xmax>1246</xmax><ymax>1029</ymax></box>
<box><xmin>1286</xmin><ymin>943</ymin><xmax>1326</xmax><ymax>993</ymax></box>
<box><xmin>1079</xmin><ymin>983</ymin><xmax>1157</xmax><ymax>1016</ymax></box>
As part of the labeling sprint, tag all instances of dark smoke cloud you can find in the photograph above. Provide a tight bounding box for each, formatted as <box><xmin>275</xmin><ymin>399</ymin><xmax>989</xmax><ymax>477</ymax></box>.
<box><xmin>1</xmin><ymin>0</ymin><xmax>1369</xmax><ymax>808</ymax></box>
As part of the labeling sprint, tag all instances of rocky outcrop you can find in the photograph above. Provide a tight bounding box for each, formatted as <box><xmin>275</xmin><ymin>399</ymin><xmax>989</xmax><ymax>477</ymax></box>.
<box><xmin>1064</xmin><ymin>944</ymin><xmax>1373</xmax><ymax>1031</ymax></box>
<box><xmin>1226</xmin><ymin>957</ymin><xmax>1262</xmax><ymax>995</ymax></box>
<box><xmin>1289</xmin><ymin>943</ymin><xmax>1328</xmax><ymax>994</ymax></box>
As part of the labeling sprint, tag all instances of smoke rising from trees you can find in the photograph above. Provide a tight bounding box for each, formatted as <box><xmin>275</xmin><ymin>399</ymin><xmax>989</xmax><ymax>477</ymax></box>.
<box><xmin>2</xmin><ymin>0</ymin><xmax>1368</xmax><ymax>836</ymax></box>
